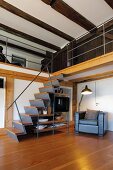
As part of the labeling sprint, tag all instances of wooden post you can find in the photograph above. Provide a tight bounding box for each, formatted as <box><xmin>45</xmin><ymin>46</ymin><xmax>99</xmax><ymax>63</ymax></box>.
<box><xmin>72</xmin><ymin>82</ymin><xmax>77</xmax><ymax>120</ymax></box>
<box><xmin>5</xmin><ymin>77</ymin><xmax>14</xmax><ymax>127</ymax></box>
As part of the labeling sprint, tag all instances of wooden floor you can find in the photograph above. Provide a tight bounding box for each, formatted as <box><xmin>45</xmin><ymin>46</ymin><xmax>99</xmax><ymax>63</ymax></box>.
<box><xmin>0</xmin><ymin>130</ymin><xmax>113</xmax><ymax>170</ymax></box>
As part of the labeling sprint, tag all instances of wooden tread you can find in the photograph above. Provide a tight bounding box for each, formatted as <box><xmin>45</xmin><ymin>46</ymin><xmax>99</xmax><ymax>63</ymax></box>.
<box><xmin>49</xmin><ymin>74</ymin><xmax>64</xmax><ymax>81</ymax></box>
<box><xmin>39</xmin><ymin>85</ymin><xmax>53</xmax><ymax>89</ymax></box>
<box><xmin>35</xmin><ymin>92</ymin><xmax>52</xmax><ymax>95</ymax></box>
<box><xmin>45</xmin><ymin>79</ymin><xmax>59</xmax><ymax>83</ymax></box>
<box><xmin>21</xmin><ymin>113</ymin><xmax>54</xmax><ymax>117</ymax></box>
<box><xmin>30</xmin><ymin>99</ymin><xmax>49</xmax><ymax>101</ymax></box>
<box><xmin>6</xmin><ymin>127</ymin><xmax>25</xmax><ymax>135</ymax></box>
<box><xmin>13</xmin><ymin>120</ymin><xmax>33</xmax><ymax>126</ymax></box>
<box><xmin>24</xmin><ymin>106</ymin><xmax>44</xmax><ymax>109</ymax></box>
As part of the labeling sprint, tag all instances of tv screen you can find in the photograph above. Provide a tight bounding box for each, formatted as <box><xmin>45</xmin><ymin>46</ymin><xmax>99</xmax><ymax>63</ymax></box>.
<box><xmin>54</xmin><ymin>97</ymin><xmax>70</xmax><ymax>112</ymax></box>
<box><xmin>0</xmin><ymin>78</ymin><xmax>4</xmax><ymax>88</ymax></box>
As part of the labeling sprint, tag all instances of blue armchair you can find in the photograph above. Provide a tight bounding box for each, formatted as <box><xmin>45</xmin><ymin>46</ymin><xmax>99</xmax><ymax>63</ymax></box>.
<box><xmin>75</xmin><ymin>111</ymin><xmax>108</xmax><ymax>136</ymax></box>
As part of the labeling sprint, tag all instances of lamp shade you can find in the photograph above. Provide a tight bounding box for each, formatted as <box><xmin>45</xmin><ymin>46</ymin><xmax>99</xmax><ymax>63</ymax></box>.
<box><xmin>81</xmin><ymin>85</ymin><xmax>92</xmax><ymax>95</ymax></box>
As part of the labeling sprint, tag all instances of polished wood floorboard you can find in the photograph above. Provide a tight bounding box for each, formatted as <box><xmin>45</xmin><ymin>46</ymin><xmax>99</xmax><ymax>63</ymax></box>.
<box><xmin>0</xmin><ymin>130</ymin><xmax>113</xmax><ymax>170</ymax></box>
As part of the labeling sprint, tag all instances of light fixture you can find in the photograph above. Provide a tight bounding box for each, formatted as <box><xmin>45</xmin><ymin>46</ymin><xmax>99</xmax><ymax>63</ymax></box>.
<box><xmin>78</xmin><ymin>85</ymin><xmax>92</xmax><ymax>111</ymax></box>
<box><xmin>81</xmin><ymin>85</ymin><xmax>92</xmax><ymax>95</ymax></box>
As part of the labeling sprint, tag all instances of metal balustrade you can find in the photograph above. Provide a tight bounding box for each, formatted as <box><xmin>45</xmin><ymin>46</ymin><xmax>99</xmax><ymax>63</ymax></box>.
<box><xmin>67</xmin><ymin>17</ymin><xmax>113</xmax><ymax>67</ymax></box>
<box><xmin>0</xmin><ymin>33</ymin><xmax>47</xmax><ymax>71</ymax></box>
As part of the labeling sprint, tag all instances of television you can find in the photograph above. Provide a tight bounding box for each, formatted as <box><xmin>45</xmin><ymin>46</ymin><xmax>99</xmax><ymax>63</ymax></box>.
<box><xmin>54</xmin><ymin>97</ymin><xmax>70</xmax><ymax>112</ymax></box>
<box><xmin>0</xmin><ymin>78</ymin><xmax>4</xmax><ymax>88</ymax></box>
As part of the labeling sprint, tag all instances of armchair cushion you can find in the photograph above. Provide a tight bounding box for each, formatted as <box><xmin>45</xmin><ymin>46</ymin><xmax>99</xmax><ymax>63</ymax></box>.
<box><xmin>85</xmin><ymin>109</ymin><xmax>99</xmax><ymax>120</ymax></box>
<box><xmin>79</xmin><ymin>119</ymin><xmax>97</xmax><ymax>126</ymax></box>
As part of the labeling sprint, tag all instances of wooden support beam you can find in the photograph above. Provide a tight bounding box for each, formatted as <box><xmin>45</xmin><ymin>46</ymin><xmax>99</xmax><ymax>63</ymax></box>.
<box><xmin>0</xmin><ymin>23</ymin><xmax>61</xmax><ymax>51</ymax></box>
<box><xmin>105</xmin><ymin>0</ymin><xmax>113</xmax><ymax>9</ymax></box>
<box><xmin>0</xmin><ymin>67</ymin><xmax>48</xmax><ymax>82</ymax></box>
<box><xmin>5</xmin><ymin>77</ymin><xmax>14</xmax><ymax>127</ymax></box>
<box><xmin>0</xmin><ymin>40</ymin><xmax>47</xmax><ymax>58</ymax></box>
<box><xmin>0</xmin><ymin>0</ymin><xmax>74</xmax><ymax>41</ymax></box>
<box><xmin>41</xmin><ymin>0</ymin><xmax>96</xmax><ymax>31</ymax></box>
<box><xmin>72</xmin><ymin>82</ymin><xmax>77</xmax><ymax>116</ymax></box>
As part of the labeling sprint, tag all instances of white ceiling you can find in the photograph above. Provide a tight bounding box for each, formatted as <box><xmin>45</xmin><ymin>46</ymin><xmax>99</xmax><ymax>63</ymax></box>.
<box><xmin>64</xmin><ymin>0</ymin><xmax>113</xmax><ymax>26</ymax></box>
<box><xmin>0</xmin><ymin>0</ymin><xmax>113</xmax><ymax>55</ymax></box>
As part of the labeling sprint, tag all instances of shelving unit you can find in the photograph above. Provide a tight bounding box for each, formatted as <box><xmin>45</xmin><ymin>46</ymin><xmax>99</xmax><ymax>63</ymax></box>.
<box><xmin>34</xmin><ymin>93</ymin><xmax>70</xmax><ymax>137</ymax></box>
<box><xmin>33</xmin><ymin>74</ymin><xmax>70</xmax><ymax>137</ymax></box>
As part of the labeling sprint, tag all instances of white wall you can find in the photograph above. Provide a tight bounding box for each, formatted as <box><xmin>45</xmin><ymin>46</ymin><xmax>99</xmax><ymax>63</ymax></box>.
<box><xmin>13</xmin><ymin>79</ymin><xmax>43</xmax><ymax>120</ymax></box>
<box><xmin>0</xmin><ymin>77</ymin><xmax>5</xmax><ymax>128</ymax></box>
<box><xmin>77</xmin><ymin>77</ymin><xmax>113</xmax><ymax>131</ymax></box>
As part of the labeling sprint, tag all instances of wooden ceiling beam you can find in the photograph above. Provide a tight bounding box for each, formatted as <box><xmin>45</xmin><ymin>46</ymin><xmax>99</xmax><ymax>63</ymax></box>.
<box><xmin>0</xmin><ymin>40</ymin><xmax>47</xmax><ymax>58</ymax></box>
<box><xmin>0</xmin><ymin>23</ymin><xmax>60</xmax><ymax>51</ymax></box>
<box><xmin>41</xmin><ymin>0</ymin><xmax>96</xmax><ymax>31</ymax></box>
<box><xmin>105</xmin><ymin>0</ymin><xmax>113</xmax><ymax>9</ymax></box>
<box><xmin>0</xmin><ymin>0</ymin><xmax>74</xmax><ymax>41</ymax></box>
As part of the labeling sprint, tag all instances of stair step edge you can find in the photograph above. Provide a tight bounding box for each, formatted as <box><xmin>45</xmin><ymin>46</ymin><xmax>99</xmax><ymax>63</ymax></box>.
<box><xmin>13</xmin><ymin>120</ymin><xmax>33</xmax><ymax>126</ymax></box>
<box><xmin>24</xmin><ymin>106</ymin><xmax>44</xmax><ymax>108</ymax></box>
<box><xmin>6</xmin><ymin>128</ymin><xmax>25</xmax><ymax>135</ymax></box>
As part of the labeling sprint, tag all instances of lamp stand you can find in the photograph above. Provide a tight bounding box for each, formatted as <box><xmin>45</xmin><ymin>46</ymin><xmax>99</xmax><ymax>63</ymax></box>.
<box><xmin>78</xmin><ymin>95</ymin><xmax>84</xmax><ymax>111</ymax></box>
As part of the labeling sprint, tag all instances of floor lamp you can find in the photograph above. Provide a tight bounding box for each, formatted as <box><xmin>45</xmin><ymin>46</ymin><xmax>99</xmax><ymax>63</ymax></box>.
<box><xmin>78</xmin><ymin>85</ymin><xmax>92</xmax><ymax>111</ymax></box>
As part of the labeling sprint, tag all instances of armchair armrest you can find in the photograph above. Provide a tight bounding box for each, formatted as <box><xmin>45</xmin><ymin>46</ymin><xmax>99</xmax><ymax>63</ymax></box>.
<box><xmin>98</xmin><ymin>112</ymin><xmax>108</xmax><ymax>136</ymax></box>
<box><xmin>74</xmin><ymin>111</ymin><xmax>86</xmax><ymax>133</ymax></box>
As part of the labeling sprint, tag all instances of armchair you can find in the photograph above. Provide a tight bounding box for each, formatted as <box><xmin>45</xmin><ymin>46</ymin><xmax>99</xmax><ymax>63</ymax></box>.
<box><xmin>75</xmin><ymin>110</ymin><xmax>108</xmax><ymax>136</ymax></box>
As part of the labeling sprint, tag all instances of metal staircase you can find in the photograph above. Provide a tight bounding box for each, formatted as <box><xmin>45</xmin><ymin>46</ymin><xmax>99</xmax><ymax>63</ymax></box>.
<box><xmin>6</xmin><ymin>73</ymin><xmax>70</xmax><ymax>142</ymax></box>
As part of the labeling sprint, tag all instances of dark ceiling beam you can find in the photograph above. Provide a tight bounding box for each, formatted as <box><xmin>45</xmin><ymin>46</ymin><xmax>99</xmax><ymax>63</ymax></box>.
<box><xmin>105</xmin><ymin>0</ymin><xmax>113</xmax><ymax>9</ymax></box>
<box><xmin>0</xmin><ymin>23</ymin><xmax>60</xmax><ymax>51</ymax></box>
<box><xmin>41</xmin><ymin>0</ymin><xmax>96</xmax><ymax>31</ymax></box>
<box><xmin>0</xmin><ymin>40</ymin><xmax>47</xmax><ymax>58</ymax></box>
<box><xmin>0</xmin><ymin>0</ymin><xmax>74</xmax><ymax>41</ymax></box>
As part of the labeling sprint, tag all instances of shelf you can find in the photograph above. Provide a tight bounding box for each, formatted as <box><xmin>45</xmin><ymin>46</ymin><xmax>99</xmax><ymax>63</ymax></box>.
<box><xmin>34</xmin><ymin>124</ymin><xmax>67</xmax><ymax>133</ymax></box>
<box><xmin>38</xmin><ymin>120</ymin><xmax>67</xmax><ymax>125</ymax></box>
<box><xmin>6</xmin><ymin>127</ymin><xmax>25</xmax><ymax>135</ymax></box>
<box><xmin>39</xmin><ymin>114</ymin><xmax>54</xmax><ymax>117</ymax></box>
<box><xmin>54</xmin><ymin>93</ymin><xmax>69</xmax><ymax>97</ymax></box>
<box><xmin>13</xmin><ymin>120</ymin><xmax>33</xmax><ymax>126</ymax></box>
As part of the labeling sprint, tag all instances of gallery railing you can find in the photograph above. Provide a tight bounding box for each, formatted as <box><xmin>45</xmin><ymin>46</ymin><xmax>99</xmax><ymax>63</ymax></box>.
<box><xmin>0</xmin><ymin>33</ymin><xmax>49</xmax><ymax>71</ymax></box>
<box><xmin>66</xmin><ymin>17</ymin><xmax>113</xmax><ymax>67</ymax></box>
